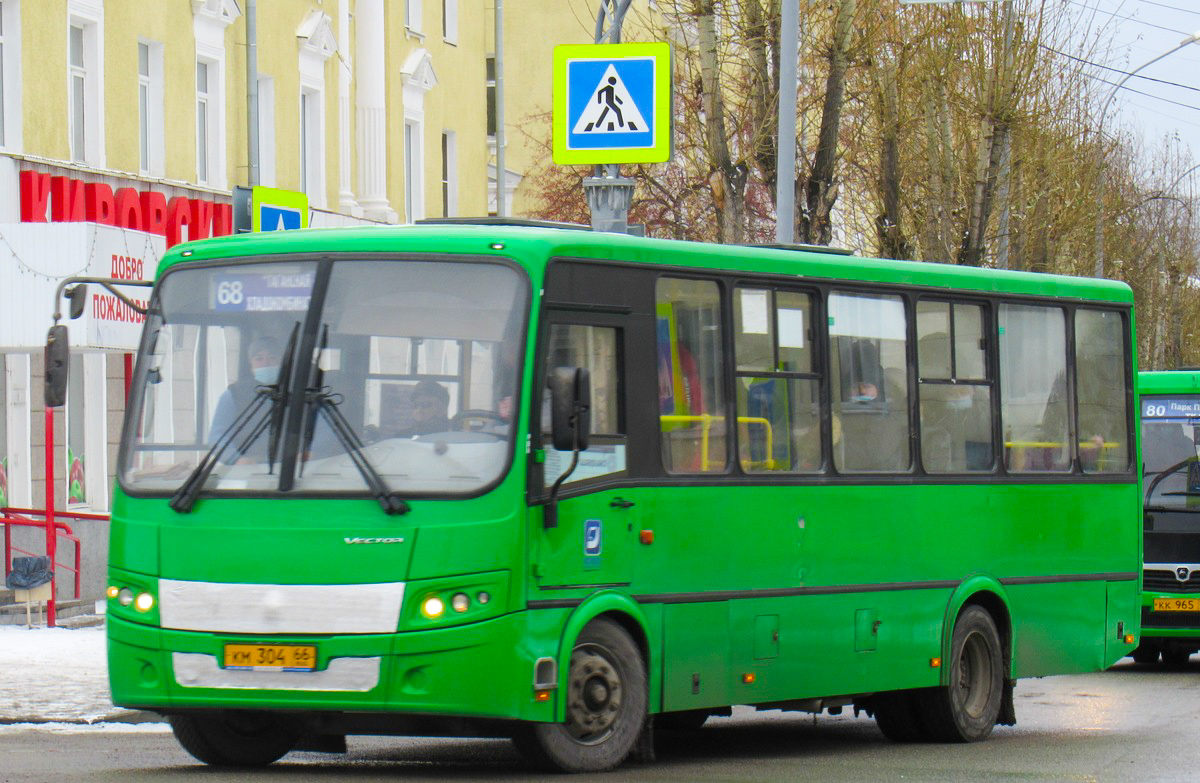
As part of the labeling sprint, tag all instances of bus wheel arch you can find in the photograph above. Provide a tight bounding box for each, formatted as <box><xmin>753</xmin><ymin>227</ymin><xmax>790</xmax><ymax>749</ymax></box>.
<box><xmin>926</xmin><ymin>591</ymin><xmax>1011</xmax><ymax>741</ymax></box>
<box><xmin>514</xmin><ymin>614</ymin><xmax>648</xmax><ymax>772</ymax></box>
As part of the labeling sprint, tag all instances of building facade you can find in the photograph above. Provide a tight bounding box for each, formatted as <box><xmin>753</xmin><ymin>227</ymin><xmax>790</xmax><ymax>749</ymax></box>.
<box><xmin>0</xmin><ymin>0</ymin><xmax>603</xmax><ymax>600</ymax></box>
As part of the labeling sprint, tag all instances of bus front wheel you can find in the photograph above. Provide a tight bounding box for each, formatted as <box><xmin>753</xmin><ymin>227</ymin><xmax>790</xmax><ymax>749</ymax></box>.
<box><xmin>513</xmin><ymin>618</ymin><xmax>647</xmax><ymax>772</ymax></box>
<box><xmin>922</xmin><ymin>605</ymin><xmax>1003</xmax><ymax>742</ymax></box>
<box><xmin>169</xmin><ymin>711</ymin><xmax>299</xmax><ymax>766</ymax></box>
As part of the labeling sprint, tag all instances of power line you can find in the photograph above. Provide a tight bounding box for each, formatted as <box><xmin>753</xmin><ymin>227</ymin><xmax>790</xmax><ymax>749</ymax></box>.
<box><xmin>1093</xmin><ymin>74</ymin><xmax>1200</xmax><ymax>112</ymax></box>
<box><xmin>1131</xmin><ymin>0</ymin><xmax>1200</xmax><ymax>18</ymax></box>
<box><xmin>1043</xmin><ymin>44</ymin><xmax>1200</xmax><ymax>96</ymax></box>
<box><xmin>1067</xmin><ymin>0</ymin><xmax>1191</xmax><ymax>36</ymax></box>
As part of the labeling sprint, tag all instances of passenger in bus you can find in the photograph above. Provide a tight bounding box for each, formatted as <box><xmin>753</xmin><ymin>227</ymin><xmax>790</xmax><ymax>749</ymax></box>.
<box><xmin>834</xmin><ymin>340</ymin><xmax>908</xmax><ymax>472</ymax></box>
<box><xmin>208</xmin><ymin>336</ymin><xmax>284</xmax><ymax>461</ymax></box>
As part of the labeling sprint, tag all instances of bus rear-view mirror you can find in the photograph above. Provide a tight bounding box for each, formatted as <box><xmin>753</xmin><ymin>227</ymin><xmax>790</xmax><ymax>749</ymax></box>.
<box><xmin>549</xmin><ymin>367</ymin><xmax>591</xmax><ymax>453</ymax></box>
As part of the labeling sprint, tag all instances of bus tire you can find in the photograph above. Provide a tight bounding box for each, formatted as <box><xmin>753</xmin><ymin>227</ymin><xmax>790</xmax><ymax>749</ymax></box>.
<box><xmin>513</xmin><ymin>618</ymin><xmax>647</xmax><ymax>772</ymax></box>
<box><xmin>655</xmin><ymin>709</ymin><xmax>710</xmax><ymax>732</ymax></box>
<box><xmin>871</xmin><ymin>691</ymin><xmax>929</xmax><ymax>742</ymax></box>
<box><xmin>168</xmin><ymin>711</ymin><xmax>298</xmax><ymax>766</ymax></box>
<box><xmin>922</xmin><ymin>605</ymin><xmax>1003</xmax><ymax>742</ymax></box>
<box><xmin>1130</xmin><ymin>644</ymin><xmax>1160</xmax><ymax>665</ymax></box>
<box><xmin>1161</xmin><ymin>648</ymin><xmax>1192</xmax><ymax>668</ymax></box>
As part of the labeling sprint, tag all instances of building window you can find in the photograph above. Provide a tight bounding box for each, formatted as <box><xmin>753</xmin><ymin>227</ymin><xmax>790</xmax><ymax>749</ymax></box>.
<box><xmin>196</xmin><ymin>60</ymin><xmax>211</xmax><ymax>183</ymax></box>
<box><xmin>443</xmin><ymin>0</ymin><xmax>457</xmax><ymax>44</ymax></box>
<box><xmin>300</xmin><ymin>87</ymin><xmax>324</xmax><ymax>203</ymax></box>
<box><xmin>192</xmin><ymin>0</ymin><xmax>237</xmax><ymax>189</ymax></box>
<box><xmin>257</xmin><ymin>76</ymin><xmax>275</xmax><ymax>186</ymax></box>
<box><xmin>441</xmin><ymin>131</ymin><xmax>456</xmax><ymax>217</ymax></box>
<box><xmin>69</xmin><ymin>25</ymin><xmax>86</xmax><ymax>162</ymax></box>
<box><xmin>486</xmin><ymin>56</ymin><xmax>496</xmax><ymax>139</ymax></box>
<box><xmin>406</xmin><ymin>0</ymin><xmax>423</xmax><ymax>35</ymax></box>
<box><xmin>67</xmin><ymin>2</ymin><xmax>103</xmax><ymax>166</ymax></box>
<box><xmin>404</xmin><ymin>120</ymin><xmax>423</xmax><ymax>222</ymax></box>
<box><xmin>138</xmin><ymin>43</ymin><xmax>149</xmax><ymax>171</ymax></box>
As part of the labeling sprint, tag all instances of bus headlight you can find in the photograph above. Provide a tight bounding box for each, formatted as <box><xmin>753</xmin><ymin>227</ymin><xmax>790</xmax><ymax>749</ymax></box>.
<box><xmin>451</xmin><ymin>593</ymin><xmax>470</xmax><ymax>613</ymax></box>
<box><xmin>133</xmin><ymin>592</ymin><xmax>155</xmax><ymax>612</ymax></box>
<box><xmin>421</xmin><ymin>595</ymin><xmax>445</xmax><ymax>619</ymax></box>
<box><xmin>117</xmin><ymin>588</ymin><xmax>134</xmax><ymax>607</ymax></box>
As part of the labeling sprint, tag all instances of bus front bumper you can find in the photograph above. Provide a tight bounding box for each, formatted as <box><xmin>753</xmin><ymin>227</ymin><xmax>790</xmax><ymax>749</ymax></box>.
<box><xmin>107</xmin><ymin>609</ymin><xmax>563</xmax><ymax>723</ymax></box>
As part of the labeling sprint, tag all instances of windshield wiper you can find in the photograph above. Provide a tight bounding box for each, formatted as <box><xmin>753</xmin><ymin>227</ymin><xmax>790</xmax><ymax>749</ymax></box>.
<box><xmin>265</xmin><ymin>323</ymin><xmax>303</xmax><ymax>473</ymax></box>
<box><xmin>169</xmin><ymin>324</ymin><xmax>301</xmax><ymax>513</ymax></box>
<box><xmin>1145</xmin><ymin>456</ymin><xmax>1200</xmax><ymax>503</ymax></box>
<box><xmin>169</xmin><ymin>388</ymin><xmax>272</xmax><ymax>513</ymax></box>
<box><xmin>300</xmin><ymin>325</ymin><xmax>409</xmax><ymax>515</ymax></box>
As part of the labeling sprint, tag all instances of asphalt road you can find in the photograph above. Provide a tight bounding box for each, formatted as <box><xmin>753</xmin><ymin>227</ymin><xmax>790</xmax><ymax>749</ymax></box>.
<box><xmin>3</xmin><ymin>657</ymin><xmax>1199</xmax><ymax>783</ymax></box>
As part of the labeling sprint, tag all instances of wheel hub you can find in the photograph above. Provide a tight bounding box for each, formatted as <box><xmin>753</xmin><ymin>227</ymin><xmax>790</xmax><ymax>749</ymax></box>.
<box><xmin>565</xmin><ymin>647</ymin><xmax>623</xmax><ymax>742</ymax></box>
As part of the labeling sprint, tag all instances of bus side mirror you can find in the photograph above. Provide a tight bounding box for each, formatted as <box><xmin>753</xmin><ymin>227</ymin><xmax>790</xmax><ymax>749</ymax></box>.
<box><xmin>549</xmin><ymin>367</ymin><xmax>591</xmax><ymax>452</ymax></box>
<box><xmin>67</xmin><ymin>285</ymin><xmax>88</xmax><ymax>319</ymax></box>
<box><xmin>44</xmin><ymin>325</ymin><xmax>69</xmax><ymax>408</ymax></box>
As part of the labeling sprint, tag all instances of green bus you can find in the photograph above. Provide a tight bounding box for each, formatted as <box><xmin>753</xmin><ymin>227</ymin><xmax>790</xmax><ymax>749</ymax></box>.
<box><xmin>1134</xmin><ymin>370</ymin><xmax>1200</xmax><ymax>666</ymax></box>
<box><xmin>77</xmin><ymin>222</ymin><xmax>1140</xmax><ymax>772</ymax></box>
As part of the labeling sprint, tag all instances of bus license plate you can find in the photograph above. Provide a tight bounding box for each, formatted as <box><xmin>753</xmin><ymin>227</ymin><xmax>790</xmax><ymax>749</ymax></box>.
<box><xmin>223</xmin><ymin>644</ymin><xmax>317</xmax><ymax>671</ymax></box>
<box><xmin>1153</xmin><ymin>598</ymin><xmax>1200</xmax><ymax>612</ymax></box>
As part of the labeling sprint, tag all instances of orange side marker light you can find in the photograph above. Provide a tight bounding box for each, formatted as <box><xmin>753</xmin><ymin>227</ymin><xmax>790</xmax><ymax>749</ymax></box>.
<box><xmin>639</xmin><ymin>530</ymin><xmax>654</xmax><ymax>545</ymax></box>
<box><xmin>930</xmin><ymin>657</ymin><xmax>942</xmax><ymax>668</ymax></box>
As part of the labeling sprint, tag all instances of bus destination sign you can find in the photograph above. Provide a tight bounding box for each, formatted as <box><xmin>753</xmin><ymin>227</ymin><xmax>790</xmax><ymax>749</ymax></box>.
<box><xmin>212</xmin><ymin>271</ymin><xmax>315</xmax><ymax>313</ymax></box>
<box><xmin>1142</xmin><ymin>396</ymin><xmax>1200</xmax><ymax>419</ymax></box>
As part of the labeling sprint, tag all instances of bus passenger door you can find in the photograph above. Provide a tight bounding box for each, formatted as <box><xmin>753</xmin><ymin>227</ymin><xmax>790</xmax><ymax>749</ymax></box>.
<box><xmin>533</xmin><ymin>319</ymin><xmax>637</xmax><ymax>590</ymax></box>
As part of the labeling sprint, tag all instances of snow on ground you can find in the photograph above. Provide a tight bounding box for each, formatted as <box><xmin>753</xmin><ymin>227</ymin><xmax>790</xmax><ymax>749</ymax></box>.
<box><xmin>0</xmin><ymin>624</ymin><xmax>143</xmax><ymax>724</ymax></box>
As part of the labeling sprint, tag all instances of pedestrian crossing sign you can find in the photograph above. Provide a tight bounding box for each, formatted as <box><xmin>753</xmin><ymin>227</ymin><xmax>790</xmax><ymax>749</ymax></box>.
<box><xmin>553</xmin><ymin>42</ymin><xmax>672</xmax><ymax>165</ymax></box>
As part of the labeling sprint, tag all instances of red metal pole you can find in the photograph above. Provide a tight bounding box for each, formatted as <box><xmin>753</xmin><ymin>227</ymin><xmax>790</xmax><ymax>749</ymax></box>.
<box><xmin>124</xmin><ymin>352</ymin><xmax>133</xmax><ymax>401</ymax></box>
<box><xmin>45</xmin><ymin>407</ymin><xmax>57</xmax><ymax>628</ymax></box>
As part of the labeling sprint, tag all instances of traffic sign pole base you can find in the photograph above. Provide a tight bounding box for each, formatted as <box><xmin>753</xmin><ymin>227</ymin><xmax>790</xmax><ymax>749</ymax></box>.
<box><xmin>584</xmin><ymin>176</ymin><xmax>635</xmax><ymax>234</ymax></box>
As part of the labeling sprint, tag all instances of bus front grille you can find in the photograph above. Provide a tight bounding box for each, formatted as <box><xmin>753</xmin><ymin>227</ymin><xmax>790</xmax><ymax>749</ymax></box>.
<box><xmin>1143</xmin><ymin>569</ymin><xmax>1200</xmax><ymax>594</ymax></box>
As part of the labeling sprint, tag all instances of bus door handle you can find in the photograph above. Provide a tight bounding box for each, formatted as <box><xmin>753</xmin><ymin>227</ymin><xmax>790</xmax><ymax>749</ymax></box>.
<box><xmin>609</xmin><ymin>497</ymin><xmax>635</xmax><ymax>509</ymax></box>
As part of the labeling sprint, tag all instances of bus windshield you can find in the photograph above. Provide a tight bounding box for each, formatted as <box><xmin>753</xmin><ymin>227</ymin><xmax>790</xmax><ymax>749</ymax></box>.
<box><xmin>1141</xmin><ymin>395</ymin><xmax>1200</xmax><ymax>508</ymax></box>
<box><xmin>120</xmin><ymin>256</ymin><xmax>527</xmax><ymax>498</ymax></box>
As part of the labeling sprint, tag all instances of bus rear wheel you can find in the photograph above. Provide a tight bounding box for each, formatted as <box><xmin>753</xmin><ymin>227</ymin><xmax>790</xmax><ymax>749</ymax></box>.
<box><xmin>169</xmin><ymin>711</ymin><xmax>299</xmax><ymax>766</ymax></box>
<box><xmin>513</xmin><ymin>618</ymin><xmax>647</xmax><ymax>772</ymax></box>
<box><xmin>922</xmin><ymin>605</ymin><xmax>1003</xmax><ymax>742</ymax></box>
<box><xmin>871</xmin><ymin>691</ymin><xmax>930</xmax><ymax>742</ymax></box>
<box><xmin>1130</xmin><ymin>644</ymin><xmax>1160</xmax><ymax>665</ymax></box>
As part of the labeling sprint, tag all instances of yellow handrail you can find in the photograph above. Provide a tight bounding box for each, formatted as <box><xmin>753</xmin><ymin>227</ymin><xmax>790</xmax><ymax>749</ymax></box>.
<box><xmin>659</xmin><ymin>414</ymin><xmax>774</xmax><ymax>470</ymax></box>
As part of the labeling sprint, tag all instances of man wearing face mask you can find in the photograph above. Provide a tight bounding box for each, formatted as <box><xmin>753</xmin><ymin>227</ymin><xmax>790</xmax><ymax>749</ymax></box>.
<box><xmin>208</xmin><ymin>336</ymin><xmax>284</xmax><ymax>458</ymax></box>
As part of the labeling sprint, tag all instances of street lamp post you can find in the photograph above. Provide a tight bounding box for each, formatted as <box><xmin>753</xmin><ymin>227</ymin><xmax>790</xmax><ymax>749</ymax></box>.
<box><xmin>1093</xmin><ymin>29</ymin><xmax>1200</xmax><ymax>277</ymax></box>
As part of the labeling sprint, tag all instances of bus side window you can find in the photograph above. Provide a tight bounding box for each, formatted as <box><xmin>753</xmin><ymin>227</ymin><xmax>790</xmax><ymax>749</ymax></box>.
<box><xmin>916</xmin><ymin>301</ymin><xmax>993</xmax><ymax>473</ymax></box>
<box><xmin>656</xmin><ymin>277</ymin><xmax>727</xmax><ymax>474</ymax></box>
<box><xmin>541</xmin><ymin>323</ymin><xmax>625</xmax><ymax>487</ymax></box>
<box><xmin>1075</xmin><ymin>308</ymin><xmax>1129</xmax><ymax>474</ymax></box>
<box><xmin>999</xmin><ymin>304</ymin><xmax>1070</xmax><ymax>472</ymax></box>
<box><xmin>733</xmin><ymin>287</ymin><xmax>820</xmax><ymax>473</ymax></box>
<box><xmin>829</xmin><ymin>292</ymin><xmax>910</xmax><ymax>473</ymax></box>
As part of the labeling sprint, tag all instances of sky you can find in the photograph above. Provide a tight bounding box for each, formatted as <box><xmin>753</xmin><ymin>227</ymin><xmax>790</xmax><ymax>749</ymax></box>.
<box><xmin>1073</xmin><ymin>0</ymin><xmax>1200</xmax><ymax>178</ymax></box>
